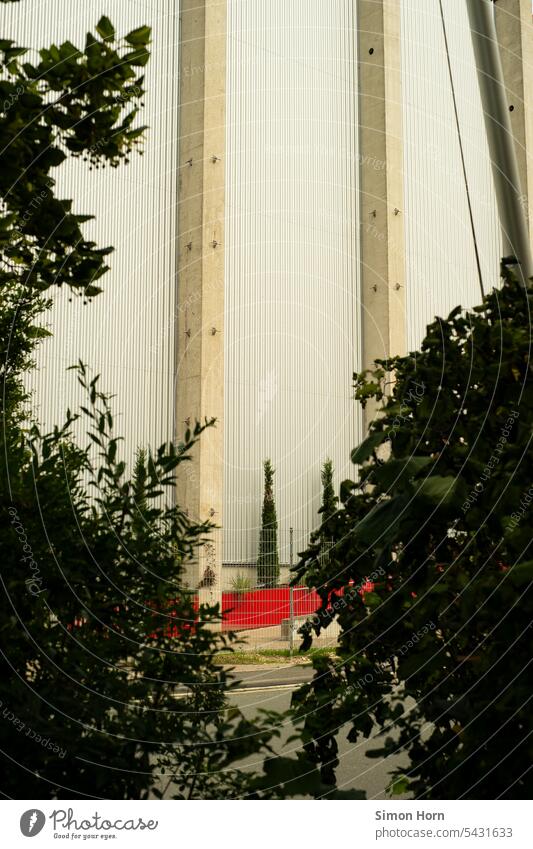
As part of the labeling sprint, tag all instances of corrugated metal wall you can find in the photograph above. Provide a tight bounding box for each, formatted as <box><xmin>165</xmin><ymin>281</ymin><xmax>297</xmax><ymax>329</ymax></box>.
<box><xmin>401</xmin><ymin>0</ymin><xmax>502</xmax><ymax>348</ymax></box>
<box><xmin>223</xmin><ymin>0</ymin><xmax>362</xmax><ymax>559</ymax></box>
<box><xmin>6</xmin><ymin>1</ymin><xmax>503</xmax><ymax>563</ymax></box>
<box><xmin>4</xmin><ymin>0</ymin><xmax>179</xmax><ymax>458</ymax></box>
<box><xmin>223</xmin><ymin>0</ymin><xmax>502</xmax><ymax>559</ymax></box>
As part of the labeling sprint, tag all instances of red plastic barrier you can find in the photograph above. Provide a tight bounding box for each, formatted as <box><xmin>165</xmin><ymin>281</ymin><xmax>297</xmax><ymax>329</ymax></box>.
<box><xmin>221</xmin><ymin>586</ymin><xmax>319</xmax><ymax>630</ymax></box>
<box><xmin>220</xmin><ymin>581</ymin><xmax>374</xmax><ymax>631</ymax></box>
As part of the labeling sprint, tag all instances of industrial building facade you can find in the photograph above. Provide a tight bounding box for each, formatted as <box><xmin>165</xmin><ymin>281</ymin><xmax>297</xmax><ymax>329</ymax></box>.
<box><xmin>6</xmin><ymin>1</ymin><xmax>532</xmax><ymax>596</ymax></box>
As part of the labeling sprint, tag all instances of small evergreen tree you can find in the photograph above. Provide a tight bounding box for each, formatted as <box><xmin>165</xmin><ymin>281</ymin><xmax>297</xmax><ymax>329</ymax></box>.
<box><xmin>257</xmin><ymin>459</ymin><xmax>279</xmax><ymax>586</ymax></box>
<box><xmin>319</xmin><ymin>457</ymin><xmax>337</xmax><ymax>521</ymax></box>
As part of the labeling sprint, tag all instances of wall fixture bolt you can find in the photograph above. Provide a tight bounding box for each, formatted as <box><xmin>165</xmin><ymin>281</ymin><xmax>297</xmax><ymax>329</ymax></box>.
<box><xmin>186</xmin><ymin>158</ymin><xmax>193</xmax><ymax>167</ymax></box>
<box><xmin>186</xmin><ymin>242</ymin><xmax>192</xmax><ymax>251</ymax></box>
<box><xmin>394</xmin><ymin>208</ymin><xmax>400</xmax><ymax>215</ymax></box>
<box><xmin>370</xmin><ymin>209</ymin><xmax>377</xmax><ymax>218</ymax></box>
<box><xmin>372</xmin><ymin>284</ymin><xmax>378</xmax><ymax>292</ymax></box>
<box><xmin>184</xmin><ymin>417</ymin><xmax>190</xmax><ymax>426</ymax></box>
<box><xmin>211</xmin><ymin>240</ymin><xmax>218</xmax><ymax>248</ymax></box>
<box><xmin>209</xmin><ymin>508</ymin><xmax>216</xmax><ymax>517</ymax></box>
<box><xmin>210</xmin><ymin>327</ymin><xmax>218</xmax><ymax>335</ymax></box>
<box><xmin>185</xmin><ymin>328</ymin><xmax>191</xmax><ymax>337</ymax></box>
<box><xmin>211</xmin><ymin>154</ymin><xmax>221</xmax><ymax>163</ymax></box>
<box><xmin>394</xmin><ymin>283</ymin><xmax>402</xmax><ymax>290</ymax></box>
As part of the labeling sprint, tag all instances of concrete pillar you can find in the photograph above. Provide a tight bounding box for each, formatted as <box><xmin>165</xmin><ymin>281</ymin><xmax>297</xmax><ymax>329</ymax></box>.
<box><xmin>495</xmin><ymin>0</ymin><xmax>533</xmax><ymax>245</ymax></box>
<box><xmin>176</xmin><ymin>0</ymin><xmax>226</xmax><ymax>608</ymax></box>
<box><xmin>357</xmin><ymin>0</ymin><xmax>407</xmax><ymax>427</ymax></box>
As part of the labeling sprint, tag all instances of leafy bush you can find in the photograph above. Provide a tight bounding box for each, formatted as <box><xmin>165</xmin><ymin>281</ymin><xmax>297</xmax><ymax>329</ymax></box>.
<box><xmin>1</xmin><ymin>364</ymin><xmax>280</xmax><ymax>798</ymax></box>
<box><xmin>293</xmin><ymin>266</ymin><xmax>533</xmax><ymax>799</ymax></box>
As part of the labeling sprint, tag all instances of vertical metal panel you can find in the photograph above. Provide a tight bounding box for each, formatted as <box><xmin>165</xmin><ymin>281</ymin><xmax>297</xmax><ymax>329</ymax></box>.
<box><xmin>401</xmin><ymin>0</ymin><xmax>502</xmax><ymax>349</ymax></box>
<box><xmin>4</xmin><ymin>0</ymin><xmax>179</xmax><ymax>457</ymax></box>
<box><xmin>6</xmin><ymin>1</ymin><xmax>505</xmax><ymax>567</ymax></box>
<box><xmin>224</xmin><ymin>1</ymin><xmax>362</xmax><ymax>559</ymax></box>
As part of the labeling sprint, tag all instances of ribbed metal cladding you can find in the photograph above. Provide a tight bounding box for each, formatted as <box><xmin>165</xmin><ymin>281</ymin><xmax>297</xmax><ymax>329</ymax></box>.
<box><xmin>223</xmin><ymin>1</ymin><xmax>362</xmax><ymax>560</ymax></box>
<box><xmin>6</xmin><ymin>1</ymin><xmax>180</xmax><ymax>458</ymax></box>
<box><xmin>7</xmin><ymin>2</ymin><xmax>506</xmax><ymax>565</ymax></box>
<box><xmin>401</xmin><ymin>0</ymin><xmax>502</xmax><ymax>350</ymax></box>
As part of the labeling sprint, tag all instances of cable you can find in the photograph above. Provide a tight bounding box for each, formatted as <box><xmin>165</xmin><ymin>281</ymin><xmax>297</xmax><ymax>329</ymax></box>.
<box><xmin>438</xmin><ymin>0</ymin><xmax>485</xmax><ymax>299</ymax></box>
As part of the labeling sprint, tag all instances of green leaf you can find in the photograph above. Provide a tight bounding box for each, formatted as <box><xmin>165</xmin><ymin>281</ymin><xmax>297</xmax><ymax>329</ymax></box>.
<box><xmin>388</xmin><ymin>774</ymin><xmax>410</xmax><ymax>796</ymax></box>
<box><xmin>123</xmin><ymin>48</ymin><xmax>150</xmax><ymax>67</ymax></box>
<box><xmin>413</xmin><ymin>475</ymin><xmax>459</xmax><ymax>505</ymax></box>
<box><xmin>125</xmin><ymin>26</ymin><xmax>152</xmax><ymax>46</ymax></box>
<box><xmin>364</xmin><ymin>592</ymin><xmax>382</xmax><ymax>610</ymax></box>
<box><xmin>126</xmin><ymin>126</ymin><xmax>148</xmax><ymax>141</ymax></box>
<box><xmin>372</xmin><ymin>456</ymin><xmax>432</xmax><ymax>490</ymax></box>
<box><xmin>508</xmin><ymin>561</ymin><xmax>533</xmax><ymax>586</ymax></box>
<box><xmin>351</xmin><ymin>429</ymin><xmax>388</xmax><ymax>464</ymax></box>
<box><xmin>96</xmin><ymin>16</ymin><xmax>115</xmax><ymax>41</ymax></box>
<box><xmin>27</xmin><ymin>326</ymin><xmax>52</xmax><ymax>339</ymax></box>
<box><xmin>356</xmin><ymin>494</ymin><xmax>409</xmax><ymax>546</ymax></box>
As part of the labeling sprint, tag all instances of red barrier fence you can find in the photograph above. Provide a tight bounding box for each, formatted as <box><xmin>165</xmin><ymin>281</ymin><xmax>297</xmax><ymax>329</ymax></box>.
<box><xmin>221</xmin><ymin>586</ymin><xmax>318</xmax><ymax>630</ymax></box>
<box><xmin>220</xmin><ymin>580</ymin><xmax>374</xmax><ymax>631</ymax></box>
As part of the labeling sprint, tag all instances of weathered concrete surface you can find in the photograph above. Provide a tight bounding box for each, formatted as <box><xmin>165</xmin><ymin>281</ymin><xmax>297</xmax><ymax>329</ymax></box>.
<box><xmin>358</xmin><ymin>0</ymin><xmax>407</xmax><ymax>427</ymax></box>
<box><xmin>176</xmin><ymin>0</ymin><xmax>226</xmax><ymax>607</ymax></box>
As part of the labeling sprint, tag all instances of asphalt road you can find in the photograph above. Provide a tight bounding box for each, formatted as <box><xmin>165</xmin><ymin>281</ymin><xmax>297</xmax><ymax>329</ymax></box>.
<box><xmin>228</xmin><ymin>663</ymin><xmax>315</xmax><ymax>691</ymax></box>
<box><xmin>229</xmin><ymin>667</ymin><xmax>409</xmax><ymax>799</ymax></box>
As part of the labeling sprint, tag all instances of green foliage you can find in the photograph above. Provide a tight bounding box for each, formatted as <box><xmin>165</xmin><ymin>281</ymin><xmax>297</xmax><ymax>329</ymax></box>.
<box><xmin>0</xmin><ymin>8</ymin><xmax>340</xmax><ymax>800</ymax></box>
<box><xmin>293</xmin><ymin>267</ymin><xmax>533</xmax><ymax>799</ymax></box>
<box><xmin>230</xmin><ymin>573</ymin><xmax>252</xmax><ymax>594</ymax></box>
<box><xmin>1</xmin><ymin>365</ymin><xmax>264</xmax><ymax>798</ymax></box>
<box><xmin>257</xmin><ymin>459</ymin><xmax>280</xmax><ymax>587</ymax></box>
<box><xmin>319</xmin><ymin>457</ymin><xmax>337</xmax><ymax>522</ymax></box>
<box><xmin>0</xmin><ymin>13</ymin><xmax>151</xmax><ymax>297</ymax></box>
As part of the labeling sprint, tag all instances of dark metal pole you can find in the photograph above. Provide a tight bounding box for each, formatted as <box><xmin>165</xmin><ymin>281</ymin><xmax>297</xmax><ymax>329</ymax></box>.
<box><xmin>466</xmin><ymin>0</ymin><xmax>533</xmax><ymax>286</ymax></box>
<box><xmin>289</xmin><ymin>528</ymin><xmax>294</xmax><ymax>655</ymax></box>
